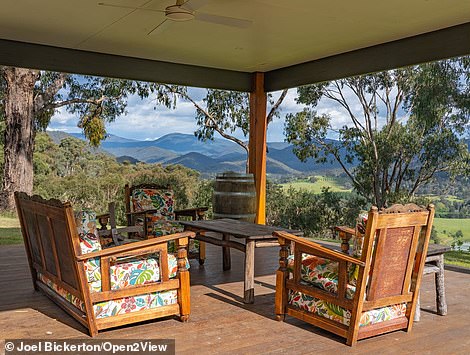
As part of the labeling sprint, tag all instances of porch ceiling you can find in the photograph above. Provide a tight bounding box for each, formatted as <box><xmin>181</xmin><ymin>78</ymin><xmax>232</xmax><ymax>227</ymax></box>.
<box><xmin>0</xmin><ymin>0</ymin><xmax>469</xmax><ymax>91</ymax></box>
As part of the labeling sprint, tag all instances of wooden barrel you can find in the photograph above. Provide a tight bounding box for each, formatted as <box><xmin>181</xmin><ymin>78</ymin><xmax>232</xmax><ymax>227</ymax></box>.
<box><xmin>213</xmin><ymin>172</ymin><xmax>256</xmax><ymax>222</ymax></box>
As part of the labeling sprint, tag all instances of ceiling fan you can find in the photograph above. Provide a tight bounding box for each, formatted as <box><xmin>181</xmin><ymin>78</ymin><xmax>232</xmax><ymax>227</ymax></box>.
<box><xmin>98</xmin><ymin>0</ymin><xmax>253</xmax><ymax>35</ymax></box>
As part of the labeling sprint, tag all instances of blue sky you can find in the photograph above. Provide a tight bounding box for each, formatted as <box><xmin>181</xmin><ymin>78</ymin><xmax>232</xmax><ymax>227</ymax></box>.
<box><xmin>48</xmin><ymin>86</ymin><xmax>389</xmax><ymax>142</ymax></box>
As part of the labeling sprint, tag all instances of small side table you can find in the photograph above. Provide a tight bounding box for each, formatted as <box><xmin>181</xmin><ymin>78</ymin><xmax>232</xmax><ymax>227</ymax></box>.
<box><xmin>414</xmin><ymin>244</ymin><xmax>450</xmax><ymax>321</ymax></box>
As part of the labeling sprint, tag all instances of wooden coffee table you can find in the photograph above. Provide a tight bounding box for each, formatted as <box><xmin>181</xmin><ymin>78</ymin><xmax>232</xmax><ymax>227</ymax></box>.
<box><xmin>179</xmin><ymin>218</ymin><xmax>302</xmax><ymax>303</ymax></box>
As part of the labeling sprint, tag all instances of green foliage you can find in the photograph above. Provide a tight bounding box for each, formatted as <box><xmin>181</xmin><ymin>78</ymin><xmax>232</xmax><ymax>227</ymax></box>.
<box><xmin>285</xmin><ymin>57</ymin><xmax>470</xmax><ymax>208</ymax></box>
<box><xmin>450</xmin><ymin>230</ymin><xmax>464</xmax><ymax>251</ymax></box>
<box><xmin>266</xmin><ymin>181</ymin><xmax>367</xmax><ymax>238</ymax></box>
<box><xmin>193</xmin><ymin>179</ymin><xmax>215</xmax><ymax>219</ymax></box>
<box><xmin>430</xmin><ymin>226</ymin><xmax>441</xmax><ymax>244</ymax></box>
<box><xmin>32</xmin><ymin>133</ymin><xmax>201</xmax><ymax>225</ymax></box>
<box><xmin>195</xmin><ymin>90</ymin><xmax>249</xmax><ymax>141</ymax></box>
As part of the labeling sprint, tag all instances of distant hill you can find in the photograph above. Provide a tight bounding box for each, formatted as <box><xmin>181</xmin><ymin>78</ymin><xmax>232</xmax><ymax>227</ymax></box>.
<box><xmin>110</xmin><ymin>146</ymin><xmax>178</xmax><ymax>163</ymax></box>
<box><xmin>48</xmin><ymin>130</ymin><xmax>75</xmax><ymax>144</ymax></box>
<box><xmin>46</xmin><ymin>130</ymin><xmax>353</xmax><ymax>176</ymax></box>
<box><xmin>166</xmin><ymin>152</ymin><xmax>246</xmax><ymax>173</ymax></box>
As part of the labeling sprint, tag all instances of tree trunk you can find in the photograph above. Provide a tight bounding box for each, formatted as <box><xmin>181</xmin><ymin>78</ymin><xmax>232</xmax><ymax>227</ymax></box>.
<box><xmin>0</xmin><ymin>67</ymin><xmax>39</xmax><ymax>211</ymax></box>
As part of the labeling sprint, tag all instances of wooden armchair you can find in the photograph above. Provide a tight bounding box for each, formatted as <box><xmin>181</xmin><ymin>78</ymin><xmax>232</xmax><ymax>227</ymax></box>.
<box><xmin>98</xmin><ymin>184</ymin><xmax>207</xmax><ymax>264</ymax></box>
<box><xmin>274</xmin><ymin>204</ymin><xmax>435</xmax><ymax>346</ymax></box>
<box><xmin>126</xmin><ymin>183</ymin><xmax>207</xmax><ymax>263</ymax></box>
<box><xmin>15</xmin><ymin>192</ymin><xmax>194</xmax><ymax>336</ymax></box>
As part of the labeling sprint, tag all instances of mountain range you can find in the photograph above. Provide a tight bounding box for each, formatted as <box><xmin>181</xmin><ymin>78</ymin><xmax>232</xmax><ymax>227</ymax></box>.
<box><xmin>47</xmin><ymin>131</ymin><xmax>350</xmax><ymax>176</ymax></box>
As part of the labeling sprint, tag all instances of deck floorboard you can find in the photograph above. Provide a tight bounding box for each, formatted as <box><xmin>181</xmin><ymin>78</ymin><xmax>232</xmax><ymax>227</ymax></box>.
<box><xmin>1</xmin><ymin>244</ymin><xmax>469</xmax><ymax>354</ymax></box>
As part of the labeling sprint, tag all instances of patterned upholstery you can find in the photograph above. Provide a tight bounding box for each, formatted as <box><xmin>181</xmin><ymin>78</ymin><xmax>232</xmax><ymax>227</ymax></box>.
<box><xmin>131</xmin><ymin>188</ymin><xmax>184</xmax><ymax>238</ymax></box>
<box><xmin>288</xmin><ymin>290</ymin><xmax>406</xmax><ymax>327</ymax></box>
<box><xmin>287</xmin><ymin>254</ymin><xmax>356</xmax><ymax>299</ymax></box>
<box><xmin>37</xmin><ymin>209</ymin><xmax>181</xmax><ymax>319</ymax></box>
<box><xmin>286</xmin><ymin>212</ymin><xmax>405</xmax><ymax>328</ymax></box>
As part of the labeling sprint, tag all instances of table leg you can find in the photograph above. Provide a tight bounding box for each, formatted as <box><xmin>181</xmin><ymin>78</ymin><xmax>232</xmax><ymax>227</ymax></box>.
<box><xmin>199</xmin><ymin>240</ymin><xmax>206</xmax><ymax>265</ymax></box>
<box><xmin>414</xmin><ymin>290</ymin><xmax>421</xmax><ymax>322</ymax></box>
<box><xmin>435</xmin><ymin>254</ymin><xmax>447</xmax><ymax>316</ymax></box>
<box><xmin>244</xmin><ymin>240</ymin><xmax>255</xmax><ymax>304</ymax></box>
<box><xmin>222</xmin><ymin>233</ymin><xmax>231</xmax><ymax>271</ymax></box>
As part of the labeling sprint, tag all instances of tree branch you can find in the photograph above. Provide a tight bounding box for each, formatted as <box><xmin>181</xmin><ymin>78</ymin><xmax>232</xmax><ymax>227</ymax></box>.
<box><xmin>267</xmin><ymin>89</ymin><xmax>288</xmax><ymax>124</ymax></box>
<box><xmin>170</xmin><ymin>86</ymin><xmax>248</xmax><ymax>152</ymax></box>
<box><xmin>33</xmin><ymin>73</ymin><xmax>68</xmax><ymax>114</ymax></box>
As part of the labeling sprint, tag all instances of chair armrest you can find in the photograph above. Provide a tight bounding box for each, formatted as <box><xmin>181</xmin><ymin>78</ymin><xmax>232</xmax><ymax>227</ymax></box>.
<box><xmin>77</xmin><ymin>231</ymin><xmax>195</xmax><ymax>261</ymax></box>
<box><xmin>96</xmin><ymin>212</ymin><xmax>110</xmax><ymax>220</ymax></box>
<box><xmin>273</xmin><ymin>230</ymin><xmax>364</xmax><ymax>266</ymax></box>
<box><xmin>335</xmin><ymin>226</ymin><xmax>355</xmax><ymax>236</ymax></box>
<box><xmin>126</xmin><ymin>209</ymin><xmax>160</xmax><ymax>216</ymax></box>
<box><xmin>175</xmin><ymin>207</ymin><xmax>208</xmax><ymax>220</ymax></box>
<box><xmin>98</xmin><ymin>225</ymin><xmax>143</xmax><ymax>237</ymax></box>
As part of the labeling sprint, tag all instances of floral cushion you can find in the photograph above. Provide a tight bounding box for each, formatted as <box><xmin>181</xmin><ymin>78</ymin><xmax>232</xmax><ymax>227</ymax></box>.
<box><xmin>75</xmin><ymin>210</ymin><xmax>103</xmax><ymax>290</ymax></box>
<box><xmin>38</xmin><ymin>272</ymin><xmax>177</xmax><ymax>319</ymax></box>
<box><xmin>75</xmin><ymin>210</ymin><xmax>102</xmax><ymax>254</ymax></box>
<box><xmin>287</xmin><ymin>254</ymin><xmax>357</xmax><ymax>300</ymax></box>
<box><xmin>131</xmin><ymin>188</ymin><xmax>175</xmax><ymax>216</ymax></box>
<box><xmin>84</xmin><ymin>253</ymin><xmax>184</xmax><ymax>293</ymax></box>
<box><xmin>94</xmin><ymin>290</ymin><xmax>178</xmax><ymax>319</ymax></box>
<box><xmin>288</xmin><ymin>290</ymin><xmax>406</xmax><ymax>327</ymax></box>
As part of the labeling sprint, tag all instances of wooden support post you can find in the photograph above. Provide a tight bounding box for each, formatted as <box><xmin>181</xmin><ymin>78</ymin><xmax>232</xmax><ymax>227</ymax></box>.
<box><xmin>249</xmin><ymin>72</ymin><xmax>267</xmax><ymax>225</ymax></box>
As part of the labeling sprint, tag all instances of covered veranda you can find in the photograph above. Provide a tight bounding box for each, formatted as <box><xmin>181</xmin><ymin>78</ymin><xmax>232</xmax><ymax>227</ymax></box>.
<box><xmin>1</xmin><ymin>0</ymin><xmax>470</xmax><ymax>351</ymax></box>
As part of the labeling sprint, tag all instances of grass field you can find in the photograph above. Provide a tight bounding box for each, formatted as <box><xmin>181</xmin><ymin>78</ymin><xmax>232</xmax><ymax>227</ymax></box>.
<box><xmin>444</xmin><ymin>250</ymin><xmax>470</xmax><ymax>268</ymax></box>
<box><xmin>0</xmin><ymin>215</ymin><xmax>22</xmax><ymax>245</ymax></box>
<box><xmin>433</xmin><ymin>218</ymin><xmax>470</xmax><ymax>244</ymax></box>
<box><xmin>281</xmin><ymin>176</ymin><xmax>351</xmax><ymax>194</ymax></box>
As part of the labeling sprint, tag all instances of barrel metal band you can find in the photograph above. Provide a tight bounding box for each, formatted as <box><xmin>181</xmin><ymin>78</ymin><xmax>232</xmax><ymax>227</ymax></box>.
<box><xmin>216</xmin><ymin>179</ymin><xmax>254</xmax><ymax>183</ymax></box>
<box><xmin>214</xmin><ymin>213</ymin><xmax>256</xmax><ymax>219</ymax></box>
<box><xmin>213</xmin><ymin>191</ymin><xmax>256</xmax><ymax>196</ymax></box>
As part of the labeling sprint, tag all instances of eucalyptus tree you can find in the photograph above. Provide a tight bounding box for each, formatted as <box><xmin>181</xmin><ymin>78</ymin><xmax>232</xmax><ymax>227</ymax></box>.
<box><xmin>0</xmin><ymin>67</ymin><xmax>177</xmax><ymax>211</ymax></box>
<box><xmin>285</xmin><ymin>57</ymin><xmax>470</xmax><ymax>208</ymax></box>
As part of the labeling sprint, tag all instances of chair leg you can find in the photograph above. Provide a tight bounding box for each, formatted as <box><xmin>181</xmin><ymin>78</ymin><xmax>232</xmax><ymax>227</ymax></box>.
<box><xmin>275</xmin><ymin>270</ymin><xmax>288</xmax><ymax>321</ymax></box>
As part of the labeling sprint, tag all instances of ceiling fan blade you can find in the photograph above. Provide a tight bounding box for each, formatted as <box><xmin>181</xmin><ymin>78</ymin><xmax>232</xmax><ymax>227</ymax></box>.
<box><xmin>98</xmin><ymin>2</ymin><xmax>165</xmax><ymax>13</ymax></box>
<box><xmin>195</xmin><ymin>12</ymin><xmax>252</xmax><ymax>29</ymax></box>
<box><xmin>147</xmin><ymin>19</ymin><xmax>171</xmax><ymax>36</ymax></box>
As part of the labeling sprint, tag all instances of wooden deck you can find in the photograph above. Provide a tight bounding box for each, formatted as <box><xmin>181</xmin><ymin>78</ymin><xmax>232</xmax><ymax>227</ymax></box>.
<box><xmin>1</xmin><ymin>243</ymin><xmax>470</xmax><ymax>354</ymax></box>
